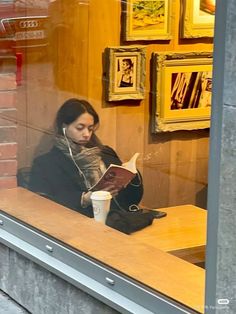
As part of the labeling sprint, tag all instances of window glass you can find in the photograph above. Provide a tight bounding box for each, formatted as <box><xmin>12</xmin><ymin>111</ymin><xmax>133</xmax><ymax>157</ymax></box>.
<box><xmin>0</xmin><ymin>0</ymin><xmax>214</xmax><ymax>311</ymax></box>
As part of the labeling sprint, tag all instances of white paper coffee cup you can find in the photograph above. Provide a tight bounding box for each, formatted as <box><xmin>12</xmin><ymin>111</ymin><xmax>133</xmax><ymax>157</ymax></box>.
<box><xmin>90</xmin><ymin>191</ymin><xmax>112</xmax><ymax>223</ymax></box>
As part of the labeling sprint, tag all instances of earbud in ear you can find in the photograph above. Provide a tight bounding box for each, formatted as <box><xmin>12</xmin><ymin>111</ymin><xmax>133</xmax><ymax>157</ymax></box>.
<box><xmin>62</xmin><ymin>127</ymin><xmax>66</xmax><ymax>135</ymax></box>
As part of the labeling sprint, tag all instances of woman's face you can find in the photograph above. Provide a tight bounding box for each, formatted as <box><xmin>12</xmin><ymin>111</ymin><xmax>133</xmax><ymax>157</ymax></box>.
<box><xmin>65</xmin><ymin>112</ymin><xmax>95</xmax><ymax>145</ymax></box>
<box><xmin>122</xmin><ymin>61</ymin><xmax>130</xmax><ymax>70</ymax></box>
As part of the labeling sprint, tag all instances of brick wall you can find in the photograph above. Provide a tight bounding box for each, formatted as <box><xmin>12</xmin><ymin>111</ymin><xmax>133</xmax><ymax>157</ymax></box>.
<box><xmin>0</xmin><ymin>63</ymin><xmax>17</xmax><ymax>189</ymax></box>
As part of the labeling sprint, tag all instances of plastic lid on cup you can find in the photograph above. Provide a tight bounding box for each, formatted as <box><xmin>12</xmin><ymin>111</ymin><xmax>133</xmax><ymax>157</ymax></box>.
<box><xmin>90</xmin><ymin>191</ymin><xmax>112</xmax><ymax>200</ymax></box>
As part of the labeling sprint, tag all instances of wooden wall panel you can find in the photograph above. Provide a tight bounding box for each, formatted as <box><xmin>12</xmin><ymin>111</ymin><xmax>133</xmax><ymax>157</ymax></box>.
<box><xmin>49</xmin><ymin>0</ymin><xmax>89</xmax><ymax>96</ymax></box>
<box><xmin>87</xmin><ymin>0</ymin><xmax>121</xmax><ymax>148</ymax></box>
<box><xmin>17</xmin><ymin>0</ymin><xmax>212</xmax><ymax>209</ymax></box>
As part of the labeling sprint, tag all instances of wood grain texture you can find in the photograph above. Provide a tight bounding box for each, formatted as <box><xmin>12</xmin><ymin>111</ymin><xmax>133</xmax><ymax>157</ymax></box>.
<box><xmin>16</xmin><ymin>0</ymin><xmax>212</xmax><ymax>209</ymax></box>
<box><xmin>133</xmin><ymin>205</ymin><xmax>207</xmax><ymax>263</ymax></box>
<box><xmin>0</xmin><ymin>187</ymin><xmax>205</xmax><ymax>313</ymax></box>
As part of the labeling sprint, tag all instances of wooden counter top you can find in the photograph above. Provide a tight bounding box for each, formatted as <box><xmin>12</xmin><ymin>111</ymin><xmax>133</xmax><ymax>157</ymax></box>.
<box><xmin>133</xmin><ymin>205</ymin><xmax>207</xmax><ymax>264</ymax></box>
<box><xmin>0</xmin><ymin>187</ymin><xmax>205</xmax><ymax>313</ymax></box>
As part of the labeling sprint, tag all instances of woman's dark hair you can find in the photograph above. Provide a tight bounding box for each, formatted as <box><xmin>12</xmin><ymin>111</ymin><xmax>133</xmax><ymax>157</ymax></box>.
<box><xmin>122</xmin><ymin>58</ymin><xmax>133</xmax><ymax>69</ymax></box>
<box><xmin>56</xmin><ymin>98</ymin><xmax>99</xmax><ymax>135</ymax></box>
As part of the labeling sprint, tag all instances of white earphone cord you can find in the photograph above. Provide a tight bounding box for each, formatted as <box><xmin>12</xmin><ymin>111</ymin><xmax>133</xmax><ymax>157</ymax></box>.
<box><xmin>63</xmin><ymin>127</ymin><xmax>90</xmax><ymax>189</ymax></box>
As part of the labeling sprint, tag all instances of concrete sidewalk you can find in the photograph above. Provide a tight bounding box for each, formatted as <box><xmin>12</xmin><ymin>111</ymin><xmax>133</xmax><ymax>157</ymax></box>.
<box><xmin>0</xmin><ymin>290</ymin><xmax>30</xmax><ymax>314</ymax></box>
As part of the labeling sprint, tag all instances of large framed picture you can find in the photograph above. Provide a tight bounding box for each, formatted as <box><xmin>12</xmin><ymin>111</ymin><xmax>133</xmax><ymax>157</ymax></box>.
<box><xmin>151</xmin><ymin>51</ymin><xmax>213</xmax><ymax>132</ymax></box>
<box><xmin>122</xmin><ymin>0</ymin><xmax>172</xmax><ymax>41</ymax></box>
<box><xmin>105</xmin><ymin>46</ymin><xmax>146</xmax><ymax>101</ymax></box>
<box><xmin>180</xmin><ymin>0</ymin><xmax>215</xmax><ymax>38</ymax></box>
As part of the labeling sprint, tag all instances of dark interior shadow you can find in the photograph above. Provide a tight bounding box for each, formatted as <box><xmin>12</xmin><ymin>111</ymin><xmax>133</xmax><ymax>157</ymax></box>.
<box><xmin>196</xmin><ymin>185</ymin><xmax>208</xmax><ymax>209</ymax></box>
<box><xmin>17</xmin><ymin>128</ymin><xmax>54</xmax><ymax>189</ymax></box>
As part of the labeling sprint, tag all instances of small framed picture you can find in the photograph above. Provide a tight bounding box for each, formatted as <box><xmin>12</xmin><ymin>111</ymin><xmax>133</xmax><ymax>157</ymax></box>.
<box><xmin>105</xmin><ymin>46</ymin><xmax>146</xmax><ymax>101</ymax></box>
<box><xmin>180</xmin><ymin>0</ymin><xmax>215</xmax><ymax>38</ymax></box>
<box><xmin>151</xmin><ymin>51</ymin><xmax>213</xmax><ymax>132</ymax></box>
<box><xmin>122</xmin><ymin>0</ymin><xmax>172</xmax><ymax>41</ymax></box>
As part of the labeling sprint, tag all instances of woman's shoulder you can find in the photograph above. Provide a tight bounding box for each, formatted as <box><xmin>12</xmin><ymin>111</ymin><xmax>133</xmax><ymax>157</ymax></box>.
<box><xmin>101</xmin><ymin>145</ymin><xmax>117</xmax><ymax>156</ymax></box>
<box><xmin>100</xmin><ymin>145</ymin><xmax>122</xmax><ymax>165</ymax></box>
<box><xmin>32</xmin><ymin>146</ymin><xmax>63</xmax><ymax>165</ymax></box>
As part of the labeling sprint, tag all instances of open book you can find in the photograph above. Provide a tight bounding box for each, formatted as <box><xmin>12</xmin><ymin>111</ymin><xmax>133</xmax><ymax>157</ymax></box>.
<box><xmin>89</xmin><ymin>153</ymin><xmax>139</xmax><ymax>192</ymax></box>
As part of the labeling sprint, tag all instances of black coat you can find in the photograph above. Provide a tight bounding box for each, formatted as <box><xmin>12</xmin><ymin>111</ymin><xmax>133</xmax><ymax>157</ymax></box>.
<box><xmin>29</xmin><ymin>145</ymin><xmax>143</xmax><ymax>217</ymax></box>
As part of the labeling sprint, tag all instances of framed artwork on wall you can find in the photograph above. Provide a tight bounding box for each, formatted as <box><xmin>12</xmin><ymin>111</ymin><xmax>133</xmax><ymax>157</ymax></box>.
<box><xmin>122</xmin><ymin>0</ymin><xmax>172</xmax><ymax>41</ymax></box>
<box><xmin>105</xmin><ymin>46</ymin><xmax>146</xmax><ymax>101</ymax></box>
<box><xmin>151</xmin><ymin>51</ymin><xmax>213</xmax><ymax>132</ymax></box>
<box><xmin>180</xmin><ymin>0</ymin><xmax>215</xmax><ymax>38</ymax></box>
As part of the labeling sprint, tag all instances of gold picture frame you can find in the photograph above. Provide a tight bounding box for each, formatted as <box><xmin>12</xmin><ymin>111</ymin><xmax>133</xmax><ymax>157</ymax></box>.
<box><xmin>105</xmin><ymin>46</ymin><xmax>146</xmax><ymax>101</ymax></box>
<box><xmin>122</xmin><ymin>0</ymin><xmax>172</xmax><ymax>41</ymax></box>
<box><xmin>180</xmin><ymin>0</ymin><xmax>215</xmax><ymax>38</ymax></box>
<box><xmin>151</xmin><ymin>51</ymin><xmax>213</xmax><ymax>132</ymax></box>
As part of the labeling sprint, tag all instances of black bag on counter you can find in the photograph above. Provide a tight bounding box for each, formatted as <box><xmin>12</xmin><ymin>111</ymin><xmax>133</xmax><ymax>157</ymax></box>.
<box><xmin>106</xmin><ymin>205</ymin><xmax>166</xmax><ymax>235</ymax></box>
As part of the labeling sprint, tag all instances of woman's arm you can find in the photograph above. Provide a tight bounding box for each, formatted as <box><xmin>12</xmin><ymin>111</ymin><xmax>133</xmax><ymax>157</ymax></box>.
<box><xmin>29</xmin><ymin>154</ymin><xmax>94</xmax><ymax>217</ymax></box>
<box><xmin>101</xmin><ymin>146</ymin><xmax>144</xmax><ymax>209</ymax></box>
<box><xmin>29</xmin><ymin>157</ymin><xmax>54</xmax><ymax>200</ymax></box>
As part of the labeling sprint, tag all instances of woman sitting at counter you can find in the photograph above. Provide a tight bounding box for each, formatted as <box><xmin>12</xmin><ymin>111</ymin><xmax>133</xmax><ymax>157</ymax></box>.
<box><xmin>29</xmin><ymin>98</ymin><xmax>143</xmax><ymax>217</ymax></box>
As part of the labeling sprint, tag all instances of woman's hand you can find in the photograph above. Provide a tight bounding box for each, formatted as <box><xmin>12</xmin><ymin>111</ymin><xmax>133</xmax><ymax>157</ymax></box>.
<box><xmin>82</xmin><ymin>186</ymin><xmax>119</xmax><ymax>208</ymax></box>
<box><xmin>102</xmin><ymin>185</ymin><xmax>119</xmax><ymax>198</ymax></box>
<box><xmin>81</xmin><ymin>191</ymin><xmax>93</xmax><ymax>207</ymax></box>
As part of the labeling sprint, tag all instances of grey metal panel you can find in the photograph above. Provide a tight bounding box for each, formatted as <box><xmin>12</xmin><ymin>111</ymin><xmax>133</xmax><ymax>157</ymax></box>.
<box><xmin>205</xmin><ymin>0</ymin><xmax>226</xmax><ymax>312</ymax></box>
<box><xmin>0</xmin><ymin>213</ymin><xmax>198</xmax><ymax>314</ymax></box>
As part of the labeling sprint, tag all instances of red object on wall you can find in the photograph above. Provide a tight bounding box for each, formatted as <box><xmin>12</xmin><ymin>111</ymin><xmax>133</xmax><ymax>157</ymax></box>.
<box><xmin>16</xmin><ymin>52</ymin><xmax>22</xmax><ymax>86</ymax></box>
